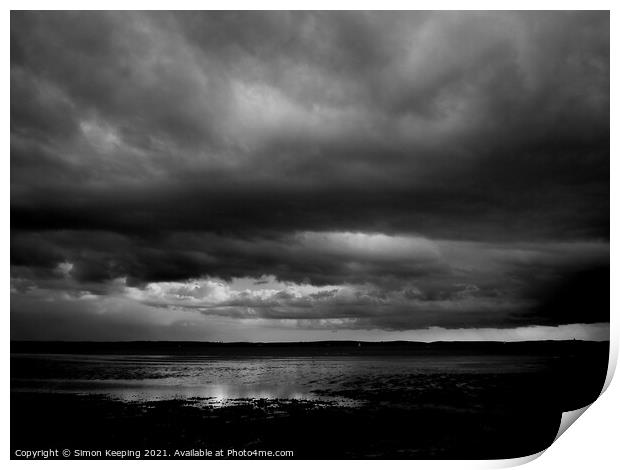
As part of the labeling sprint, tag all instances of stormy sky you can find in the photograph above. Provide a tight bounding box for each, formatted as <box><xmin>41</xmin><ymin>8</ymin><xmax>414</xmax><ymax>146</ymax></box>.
<box><xmin>11</xmin><ymin>11</ymin><xmax>609</xmax><ymax>342</ymax></box>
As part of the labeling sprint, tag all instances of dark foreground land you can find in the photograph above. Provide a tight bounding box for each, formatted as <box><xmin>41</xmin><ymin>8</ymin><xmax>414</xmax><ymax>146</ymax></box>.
<box><xmin>11</xmin><ymin>340</ymin><xmax>609</xmax><ymax>459</ymax></box>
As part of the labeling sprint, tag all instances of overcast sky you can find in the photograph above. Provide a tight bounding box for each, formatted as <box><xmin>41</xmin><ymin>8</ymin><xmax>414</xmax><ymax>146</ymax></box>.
<box><xmin>11</xmin><ymin>11</ymin><xmax>609</xmax><ymax>342</ymax></box>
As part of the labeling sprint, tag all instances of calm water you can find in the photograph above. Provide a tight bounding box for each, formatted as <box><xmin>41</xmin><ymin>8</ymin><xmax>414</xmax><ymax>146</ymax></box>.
<box><xmin>11</xmin><ymin>353</ymin><xmax>549</xmax><ymax>406</ymax></box>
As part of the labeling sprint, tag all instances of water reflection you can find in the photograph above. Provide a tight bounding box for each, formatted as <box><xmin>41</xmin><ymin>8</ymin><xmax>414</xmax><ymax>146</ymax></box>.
<box><xmin>11</xmin><ymin>353</ymin><xmax>548</xmax><ymax>407</ymax></box>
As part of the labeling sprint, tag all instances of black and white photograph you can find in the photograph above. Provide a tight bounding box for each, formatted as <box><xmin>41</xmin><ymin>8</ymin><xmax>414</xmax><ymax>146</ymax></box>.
<box><xmin>10</xmin><ymin>9</ymin><xmax>610</xmax><ymax>460</ymax></box>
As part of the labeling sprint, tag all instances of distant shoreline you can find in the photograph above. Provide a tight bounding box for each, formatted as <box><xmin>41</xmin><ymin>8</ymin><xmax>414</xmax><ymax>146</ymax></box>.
<box><xmin>10</xmin><ymin>339</ymin><xmax>610</xmax><ymax>356</ymax></box>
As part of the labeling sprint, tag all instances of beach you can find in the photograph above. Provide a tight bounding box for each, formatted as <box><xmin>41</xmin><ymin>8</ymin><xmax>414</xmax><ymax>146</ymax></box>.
<box><xmin>10</xmin><ymin>341</ymin><xmax>609</xmax><ymax>459</ymax></box>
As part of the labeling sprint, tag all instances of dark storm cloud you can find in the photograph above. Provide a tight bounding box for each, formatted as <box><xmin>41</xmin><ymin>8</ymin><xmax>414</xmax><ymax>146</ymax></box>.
<box><xmin>11</xmin><ymin>11</ymin><xmax>609</xmax><ymax>335</ymax></box>
<box><xmin>11</xmin><ymin>11</ymin><xmax>609</xmax><ymax>238</ymax></box>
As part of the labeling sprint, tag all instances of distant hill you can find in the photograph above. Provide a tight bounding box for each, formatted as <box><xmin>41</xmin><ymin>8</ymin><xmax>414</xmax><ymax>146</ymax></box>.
<box><xmin>10</xmin><ymin>339</ymin><xmax>609</xmax><ymax>356</ymax></box>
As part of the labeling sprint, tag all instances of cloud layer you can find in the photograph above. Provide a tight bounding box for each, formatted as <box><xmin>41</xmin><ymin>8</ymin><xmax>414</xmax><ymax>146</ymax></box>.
<box><xmin>11</xmin><ymin>12</ymin><xmax>609</xmax><ymax>340</ymax></box>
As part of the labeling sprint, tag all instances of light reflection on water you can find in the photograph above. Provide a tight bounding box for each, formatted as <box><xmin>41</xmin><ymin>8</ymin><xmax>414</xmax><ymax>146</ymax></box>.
<box><xmin>11</xmin><ymin>353</ymin><xmax>547</xmax><ymax>406</ymax></box>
